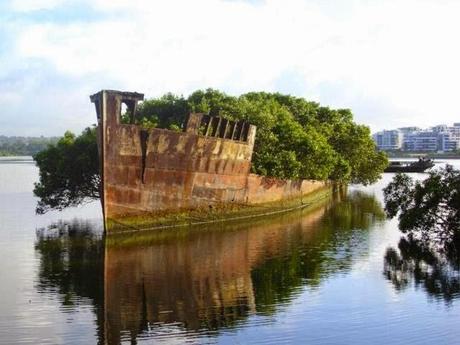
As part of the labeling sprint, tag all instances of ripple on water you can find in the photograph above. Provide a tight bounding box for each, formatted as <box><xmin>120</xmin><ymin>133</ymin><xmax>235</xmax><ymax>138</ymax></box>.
<box><xmin>1</xmin><ymin>160</ymin><xmax>460</xmax><ymax>344</ymax></box>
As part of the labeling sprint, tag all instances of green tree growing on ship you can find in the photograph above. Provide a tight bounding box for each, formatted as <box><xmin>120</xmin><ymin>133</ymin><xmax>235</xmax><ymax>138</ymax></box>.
<box><xmin>33</xmin><ymin>89</ymin><xmax>388</xmax><ymax>213</ymax></box>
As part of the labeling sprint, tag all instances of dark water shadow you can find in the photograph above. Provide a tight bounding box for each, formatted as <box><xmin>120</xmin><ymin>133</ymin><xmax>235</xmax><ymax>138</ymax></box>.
<box><xmin>35</xmin><ymin>219</ymin><xmax>105</xmax><ymax>343</ymax></box>
<box><xmin>383</xmin><ymin>238</ymin><xmax>460</xmax><ymax>304</ymax></box>
<box><xmin>34</xmin><ymin>189</ymin><xmax>385</xmax><ymax>344</ymax></box>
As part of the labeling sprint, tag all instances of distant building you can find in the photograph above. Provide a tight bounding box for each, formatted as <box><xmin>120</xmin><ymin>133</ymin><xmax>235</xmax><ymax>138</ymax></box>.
<box><xmin>373</xmin><ymin>123</ymin><xmax>460</xmax><ymax>152</ymax></box>
<box><xmin>432</xmin><ymin>124</ymin><xmax>448</xmax><ymax>132</ymax></box>
<box><xmin>398</xmin><ymin>126</ymin><xmax>421</xmax><ymax>134</ymax></box>
<box><xmin>373</xmin><ymin>130</ymin><xmax>403</xmax><ymax>150</ymax></box>
<box><xmin>439</xmin><ymin>132</ymin><xmax>457</xmax><ymax>151</ymax></box>
<box><xmin>447</xmin><ymin>125</ymin><xmax>460</xmax><ymax>149</ymax></box>
<box><xmin>404</xmin><ymin>131</ymin><xmax>439</xmax><ymax>151</ymax></box>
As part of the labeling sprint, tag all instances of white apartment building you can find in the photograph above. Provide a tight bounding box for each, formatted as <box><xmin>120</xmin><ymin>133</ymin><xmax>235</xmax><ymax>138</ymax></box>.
<box><xmin>447</xmin><ymin>123</ymin><xmax>460</xmax><ymax>148</ymax></box>
<box><xmin>372</xmin><ymin>130</ymin><xmax>403</xmax><ymax>150</ymax></box>
<box><xmin>404</xmin><ymin>131</ymin><xmax>439</xmax><ymax>151</ymax></box>
<box><xmin>373</xmin><ymin>123</ymin><xmax>460</xmax><ymax>152</ymax></box>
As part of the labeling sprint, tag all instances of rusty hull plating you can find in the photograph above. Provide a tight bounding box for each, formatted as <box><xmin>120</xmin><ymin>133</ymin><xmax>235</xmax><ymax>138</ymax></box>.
<box><xmin>91</xmin><ymin>90</ymin><xmax>328</xmax><ymax>232</ymax></box>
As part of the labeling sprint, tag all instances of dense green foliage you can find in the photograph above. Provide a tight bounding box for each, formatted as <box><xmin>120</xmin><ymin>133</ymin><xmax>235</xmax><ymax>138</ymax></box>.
<box><xmin>33</xmin><ymin>127</ymin><xmax>100</xmax><ymax>214</ymax></box>
<box><xmin>383</xmin><ymin>165</ymin><xmax>460</xmax><ymax>249</ymax></box>
<box><xmin>125</xmin><ymin>89</ymin><xmax>387</xmax><ymax>184</ymax></box>
<box><xmin>34</xmin><ymin>89</ymin><xmax>387</xmax><ymax>213</ymax></box>
<box><xmin>0</xmin><ymin>135</ymin><xmax>58</xmax><ymax>156</ymax></box>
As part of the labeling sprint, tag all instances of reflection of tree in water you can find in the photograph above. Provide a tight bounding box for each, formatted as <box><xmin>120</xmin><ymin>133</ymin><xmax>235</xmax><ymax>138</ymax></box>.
<box><xmin>252</xmin><ymin>191</ymin><xmax>386</xmax><ymax>313</ymax></box>
<box><xmin>34</xmin><ymin>191</ymin><xmax>385</xmax><ymax>344</ymax></box>
<box><xmin>34</xmin><ymin>219</ymin><xmax>105</xmax><ymax>344</ymax></box>
<box><xmin>384</xmin><ymin>237</ymin><xmax>460</xmax><ymax>304</ymax></box>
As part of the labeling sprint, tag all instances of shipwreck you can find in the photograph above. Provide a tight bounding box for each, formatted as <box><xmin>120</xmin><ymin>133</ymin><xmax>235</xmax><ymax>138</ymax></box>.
<box><xmin>90</xmin><ymin>90</ymin><xmax>331</xmax><ymax>232</ymax></box>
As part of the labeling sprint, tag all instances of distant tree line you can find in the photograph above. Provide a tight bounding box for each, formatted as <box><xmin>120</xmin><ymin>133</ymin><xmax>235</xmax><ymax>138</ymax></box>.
<box><xmin>0</xmin><ymin>135</ymin><xmax>58</xmax><ymax>156</ymax></box>
<box><xmin>34</xmin><ymin>89</ymin><xmax>388</xmax><ymax>213</ymax></box>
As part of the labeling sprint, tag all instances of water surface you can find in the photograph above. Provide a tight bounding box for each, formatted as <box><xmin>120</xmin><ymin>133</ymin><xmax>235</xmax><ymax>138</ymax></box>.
<box><xmin>0</xmin><ymin>157</ymin><xmax>459</xmax><ymax>344</ymax></box>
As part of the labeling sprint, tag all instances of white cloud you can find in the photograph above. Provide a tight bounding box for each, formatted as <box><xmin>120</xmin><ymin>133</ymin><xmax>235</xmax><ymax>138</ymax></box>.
<box><xmin>4</xmin><ymin>0</ymin><xmax>460</xmax><ymax>134</ymax></box>
<box><xmin>10</xmin><ymin>0</ymin><xmax>69</xmax><ymax>12</ymax></box>
<box><xmin>15</xmin><ymin>0</ymin><xmax>340</xmax><ymax>93</ymax></box>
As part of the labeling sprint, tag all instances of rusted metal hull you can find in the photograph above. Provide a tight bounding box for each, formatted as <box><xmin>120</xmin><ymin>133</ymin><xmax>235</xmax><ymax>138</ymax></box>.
<box><xmin>91</xmin><ymin>90</ymin><xmax>329</xmax><ymax>232</ymax></box>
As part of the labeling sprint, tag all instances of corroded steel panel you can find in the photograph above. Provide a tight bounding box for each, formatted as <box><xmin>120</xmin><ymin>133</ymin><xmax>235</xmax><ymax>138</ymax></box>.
<box><xmin>91</xmin><ymin>90</ymin><xmax>327</xmax><ymax>231</ymax></box>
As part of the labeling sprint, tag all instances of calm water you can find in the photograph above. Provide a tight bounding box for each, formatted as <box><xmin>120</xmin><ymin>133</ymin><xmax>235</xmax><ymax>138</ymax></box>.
<box><xmin>0</xmin><ymin>157</ymin><xmax>459</xmax><ymax>344</ymax></box>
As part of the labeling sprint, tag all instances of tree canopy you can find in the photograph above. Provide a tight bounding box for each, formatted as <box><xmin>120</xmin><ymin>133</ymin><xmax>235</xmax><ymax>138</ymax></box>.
<box><xmin>33</xmin><ymin>127</ymin><xmax>100</xmax><ymax>214</ymax></box>
<box><xmin>34</xmin><ymin>89</ymin><xmax>387</xmax><ymax>213</ymax></box>
<box><xmin>383</xmin><ymin>165</ymin><xmax>460</xmax><ymax>250</ymax></box>
<box><xmin>131</xmin><ymin>89</ymin><xmax>387</xmax><ymax>183</ymax></box>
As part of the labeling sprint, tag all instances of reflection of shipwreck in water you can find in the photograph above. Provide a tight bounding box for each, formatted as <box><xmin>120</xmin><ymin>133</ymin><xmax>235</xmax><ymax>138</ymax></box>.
<box><xmin>34</xmin><ymin>190</ymin><xmax>386</xmax><ymax>344</ymax></box>
<box><xmin>103</xmin><ymin>196</ymin><xmax>335</xmax><ymax>343</ymax></box>
<box><xmin>90</xmin><ymin>90</ymin><xmax>329</xmax><ymax>232</ymax></box>
<box><xmin>102</xmin><ymin>189</ymin><xmax>384</xmax><ymax>343</ymax></box>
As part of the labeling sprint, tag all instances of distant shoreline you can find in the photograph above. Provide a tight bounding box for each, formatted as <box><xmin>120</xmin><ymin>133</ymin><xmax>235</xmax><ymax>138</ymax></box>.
<box><xmin>0</xmin><ymin>156</ymin><xmax>33</xmax><ymax>160</ymax></box>
<box><xmin>386</xmin><ymin>152</ymin><xmax>460</xmax><ymax>159</ymax></box>
<box><xmin>0</xmin><ymin>154</ymin><xmax>33</xmax><ymax>157</ymax></box>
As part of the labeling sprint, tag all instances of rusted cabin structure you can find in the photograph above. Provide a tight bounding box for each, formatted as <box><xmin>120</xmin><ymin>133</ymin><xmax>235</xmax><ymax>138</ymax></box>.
<box><xmin>91</xmin><ymin>90</ymin><xmax>328</xmax><ymax>231</ymax></box>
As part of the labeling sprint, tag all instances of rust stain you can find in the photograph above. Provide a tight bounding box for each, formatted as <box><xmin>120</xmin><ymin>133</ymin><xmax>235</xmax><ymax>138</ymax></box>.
<box><xmin>90</xmin><ymin>90</ymin><xmax>328</xmax><ymax>231</ymax></box>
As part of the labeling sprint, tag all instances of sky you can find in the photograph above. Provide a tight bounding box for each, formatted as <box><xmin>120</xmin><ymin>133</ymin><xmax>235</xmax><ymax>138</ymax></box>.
<box><xmin>1</xmin><ymin>0</ymin><xmax>460</xmax><ymax>136</ymax></box>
